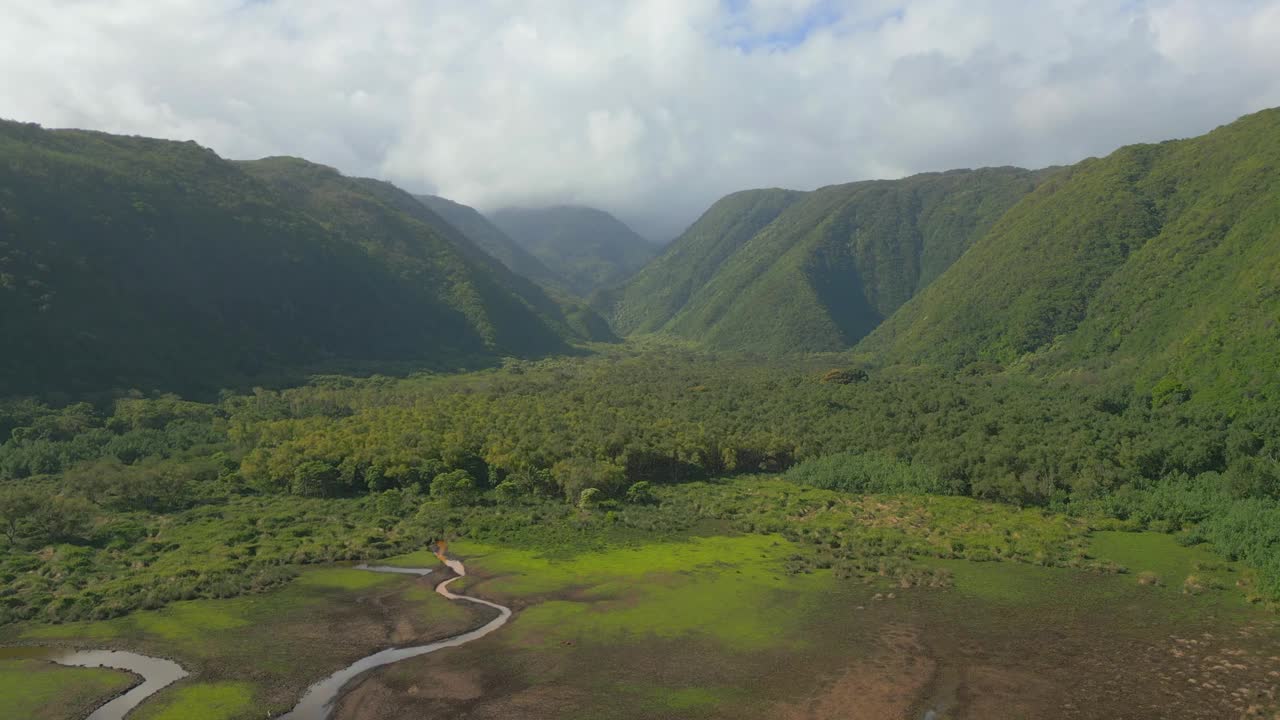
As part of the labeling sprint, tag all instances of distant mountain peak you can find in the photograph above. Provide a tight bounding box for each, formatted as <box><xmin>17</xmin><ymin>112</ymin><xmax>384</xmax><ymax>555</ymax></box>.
<box><xmin>487</xmin><ymin>205</ymin><xmax>657</xmax><ymax>296</ymax></box>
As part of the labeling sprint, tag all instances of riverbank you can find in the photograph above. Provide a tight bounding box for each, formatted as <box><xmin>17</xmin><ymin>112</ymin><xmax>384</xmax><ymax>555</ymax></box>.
<box><xmin>0</xmin><ymin>563</ymin><xmax>484</xmax><ymax>719</ymax></box>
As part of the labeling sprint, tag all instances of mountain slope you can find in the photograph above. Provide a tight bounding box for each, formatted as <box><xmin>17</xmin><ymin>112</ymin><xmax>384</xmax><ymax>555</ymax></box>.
<box><xmin>0</xmin><ymin>121</ymin><xmax>583</xmax><ymax>395</ymax></box>
<box><xmin>409</xmin><ymin>193</ymin><xmax>617</xmax><ymax>342</ymax></box>
<box><xmin>488</xmin><ymin>206</ymin><xmax>657</xmax><ymax>295</ymax></box>
<box><xmin>619</xmin><ymin>168</ymin><xmax>1043</xmax><ymax>353</ymax></box>
<box><xmin>593</xmin><ymin>188</ymin><xmax>805</xmax><ymax>335</ymax></box>
<box><xmin>244</xmin><ymin>160</ymin><xmax>617</xmax><ymax>348</ymax></box>
<box><xmin>415</xmin><ymin>194</ymin><xmax>569</xmax><ymax>291</ymax></box>
<box><xmin>859</xmin><ymin>108</ymin><xmax>1280</xmax><ymax>406</ymax></box>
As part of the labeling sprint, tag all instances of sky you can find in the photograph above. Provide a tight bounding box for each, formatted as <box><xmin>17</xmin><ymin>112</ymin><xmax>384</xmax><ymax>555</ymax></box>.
<box><xmin>3</xmin><ymin>1</ymin><xmax>1279</xmax><ymax>241</ymax></box>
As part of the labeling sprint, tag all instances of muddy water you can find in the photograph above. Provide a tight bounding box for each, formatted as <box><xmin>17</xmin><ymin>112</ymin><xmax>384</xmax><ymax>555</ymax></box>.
<box><xmin>53</xmin><ymin>649</ymin><xmax>189</xmax><ymax>720</ymax></box>
<box><xmin>278</xmin><ymin>559</ymin><xmax>511</xmax><ymax>720</ymax></box>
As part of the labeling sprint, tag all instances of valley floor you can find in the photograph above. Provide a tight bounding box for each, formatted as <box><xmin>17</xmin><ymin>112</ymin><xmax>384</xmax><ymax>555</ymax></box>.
<box><xmin>2</xmin><ymin>478</ymin><xmax>1277</xmax><ymax>720</ymax></box>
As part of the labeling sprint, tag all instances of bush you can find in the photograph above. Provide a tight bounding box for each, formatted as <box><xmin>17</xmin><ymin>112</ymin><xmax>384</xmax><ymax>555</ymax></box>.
<box><xmin>577</xmin><ymin>487</ymin><xmax>602</xmax><ymax>509</ymax></box>
<box><xmin>625</xmin><ymin>481</ymin><xmax>657</xmax><ymax>505</ymax></box>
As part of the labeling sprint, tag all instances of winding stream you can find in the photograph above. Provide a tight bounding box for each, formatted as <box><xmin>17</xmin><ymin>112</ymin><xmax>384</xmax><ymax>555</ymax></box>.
<box><xmin>278</xmin><ymin>556</ymin><xmax>512</xmax><ymax>720</ymax></box>
<box><xmin>52</xmin><ymin>649</ymin><xmax>189</xmax><ymax>720</ymax></box>
<box><xmin>10</xmin><ymin>553</ymin><xmax>504</xmax><ymax>720</ymax></box>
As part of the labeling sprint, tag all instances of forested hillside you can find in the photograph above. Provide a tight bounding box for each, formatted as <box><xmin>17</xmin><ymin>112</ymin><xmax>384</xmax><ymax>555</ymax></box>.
<box><xmin>0</xmin><ymin>121</ymin><xmax>594</xmax><ymax>396</ymax></box>
<box><xmin>593</xmin><ymin>188</ymin><xmax>804</xmax><ymax>335</ymax></box>
<box><xmin>860</xmin><ymin>108</ymin><xmax>1280</xmax><ymax>408</ymax></box>
<box><xmin>488</xmin><ymin>205</ymin><xmax>657</xmax><ymax>295</ymax></box>
<box><xmin>606</xmin><ymin>168</ymin><xmax>1043</xmax><ymax>353</ymax></box>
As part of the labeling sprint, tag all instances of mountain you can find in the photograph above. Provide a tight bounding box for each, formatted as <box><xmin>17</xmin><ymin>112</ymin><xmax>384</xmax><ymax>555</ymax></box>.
<box><xmin>593</xmin><ymin>188</ymin><xmax>805</xmax><ymax>335</ymax></box>
<box><xmin>859</xmin><ymin>108</ymin><xmax>1280</xmax><ymax>407</ymax></box>
<box><xmin>487</xmin><ymin>205</ymin><xmax>657</xmax><ymax>295</ymax></box>
<box><xmin>603</xmin><ymin>168</ymin><xmax>1044</xmax><ymax>353</ymax></box>
<box><xmin>410</xmin><ymin>194</ymin><xmax>617</xmax><ymax>342</ymax></box>
<box><xmin>415</xmin><ymin>194</ymin><xmax>569</xmax><ymax>292</ymax></box>
<box><xmin>0</xmin><ymin>121</ymin><xmax>597</xmax><ymax>396</ymax></box>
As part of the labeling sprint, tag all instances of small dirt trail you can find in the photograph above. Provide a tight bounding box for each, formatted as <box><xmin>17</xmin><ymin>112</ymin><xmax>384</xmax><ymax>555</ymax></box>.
<box><xmin>278</xmin><ymin>556</ymin><xmax>512</xmax><ymax>720</ymax></box>
<box><xmin>52</xmin><ymin>649</ymin><xmax>189</xmax><ymax>720</ymax></box>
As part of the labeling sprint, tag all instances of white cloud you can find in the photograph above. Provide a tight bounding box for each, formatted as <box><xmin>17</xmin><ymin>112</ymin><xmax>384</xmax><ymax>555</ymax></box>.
<box><xmin>2</xmin><ymin>0</ymin><xmax>1279</xmax><ymax>240</ymax></box>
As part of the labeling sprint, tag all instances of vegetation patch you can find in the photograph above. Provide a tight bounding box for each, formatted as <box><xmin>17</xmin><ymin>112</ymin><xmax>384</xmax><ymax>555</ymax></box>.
<box><xmin>0</xmin><ymin>657</ymin><xmax>135</xmax><ymax>720</ymax></box>
<box><xmin>460</xmin><ymin>534</ymin><xmax>831</xmax><ymax>651</ymax></box>
<box><xmin>133</xmin><ymin>681</ymin><xmax>255</xmax><ymax>720</ymax></box>
<box><xmin>295</xmin><ymin>567</ymin><xmax>400</xmax><ymax>591</ymax></box>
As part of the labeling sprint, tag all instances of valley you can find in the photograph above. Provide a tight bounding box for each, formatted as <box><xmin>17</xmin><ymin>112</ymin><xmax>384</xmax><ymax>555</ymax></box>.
<box><xmin>2</xmin><ymin>102</ymin><xmax>1279</xmax><ymax>720</ymax></box>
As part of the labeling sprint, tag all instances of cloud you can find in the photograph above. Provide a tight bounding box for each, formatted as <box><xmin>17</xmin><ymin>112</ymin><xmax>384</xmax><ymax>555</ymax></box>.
<box><xmin>3</xmin><ymin>0</ymin><xmax>1279</xmax><ymax>241</ymax></box>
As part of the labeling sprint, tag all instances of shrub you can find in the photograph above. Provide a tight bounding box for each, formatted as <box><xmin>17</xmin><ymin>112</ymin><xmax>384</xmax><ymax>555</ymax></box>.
<box><xmin>577</xmin><ymin>487</ymin><xmax>602</xmax><ymax>509</ymax></box>
<box><xmin>625</xmin><ymin>481</ymin><xmax>657</xmax><ymax>505</ymax></box>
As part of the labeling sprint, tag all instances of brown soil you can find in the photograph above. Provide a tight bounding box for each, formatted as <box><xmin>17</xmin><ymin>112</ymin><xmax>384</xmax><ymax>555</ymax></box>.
<box><xmin>331</xmin><ymin>572</ymin><xmax>1280</xmax><ymax>720</ymax></box>
<box><xmin>774</xmin><ymin>625</ymin><xmax>934</xmax><ymax>720</ymax></box>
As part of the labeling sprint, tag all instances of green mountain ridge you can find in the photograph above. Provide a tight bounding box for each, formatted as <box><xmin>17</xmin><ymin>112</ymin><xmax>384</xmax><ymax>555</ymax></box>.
<box><xmin>606</xmin><ymin>167</ymin><xmax>1045</xmax><ymax>353</ymax></box>
<box><xmin>488</xmin><ymin>205</ymin><xmax>657</xmax><ymax>296</ymax></box>
<box><xmin>412</xmin><ymin>193</ymin><xmax>617</xmax><ymax>342</ymax></box>
<box><xmin>0</xmin><ymin>121</ymin><xmax>595</xmax><ymax>396</ymax></box>
<box><xmin>593</xmin><ymin>188</ymin><xmax>805</xmax><ymax>335</ymax></box>
<box><xmin>859</xmin><ymin>108</ymin><xmax>1280</xmax><ymax>407</ymax></box>
<box><xmin>415</xmin><ymin>194</ymin><xmax>571</xmax><ymax>292</ymax></box>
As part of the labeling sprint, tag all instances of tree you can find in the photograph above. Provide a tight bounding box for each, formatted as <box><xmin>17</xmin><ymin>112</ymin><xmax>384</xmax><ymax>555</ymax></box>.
<box><xmin>30</xmin><ymin>495</ymin><xmax>95</xmax><ymax>545</ymax></box>
<box><xmin>291</xmin><ymin>460</ymin><xmax>341</xmax><ymax>497</ymax></box>
<box><xmin>551</xmin><ymin>458</ymin><xmax>626</xmax><ymax>502</ymax></box>
<box><xmin>0</xmin><ymin>488</ymin><xmax>40</xmax><ymax>546</ymax></box>
<box><xmin>0</xmin><ymin>489</ymin><xmax>94</xmax><ymax>547</ymax></box>
<box><xmin>430</xmin><ymin>469</ymin><xmax>478</xmax><ymax>505</ymax></box>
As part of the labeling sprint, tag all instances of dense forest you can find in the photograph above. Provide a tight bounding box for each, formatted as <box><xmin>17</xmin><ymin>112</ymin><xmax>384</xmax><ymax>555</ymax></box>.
<box><xmin>2</xmin><ymin>346</ymin><xmax>1279</xmax><ymax>625</ymax></box>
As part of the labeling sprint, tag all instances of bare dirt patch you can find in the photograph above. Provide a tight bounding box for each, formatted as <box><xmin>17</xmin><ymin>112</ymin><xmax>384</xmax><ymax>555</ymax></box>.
<box><xmin>774</xmin><ymin>625</ymin><xmax>934</xmax><ymax>720</ymax></box>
